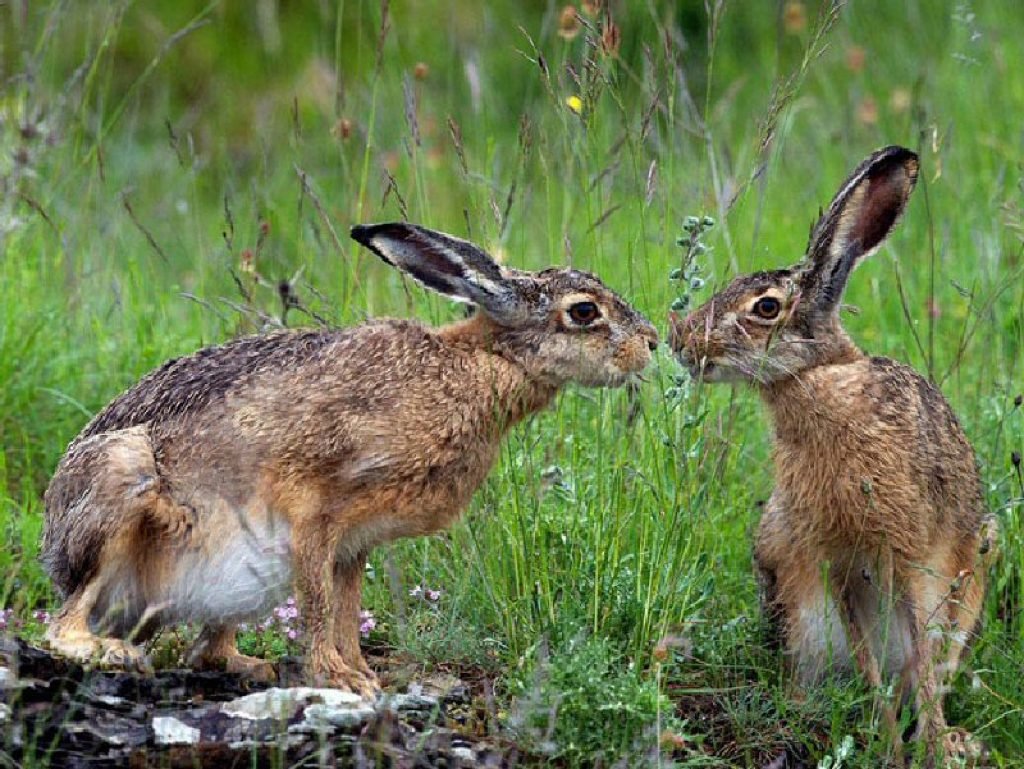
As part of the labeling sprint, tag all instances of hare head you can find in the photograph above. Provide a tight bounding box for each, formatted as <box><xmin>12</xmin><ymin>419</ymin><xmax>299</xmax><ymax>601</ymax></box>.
<box><xmin>353</xmin><ymin>223</ymin><xmax>658</xmax><ymax>388</ymax></box>
<box><xmin>669</xmin><ymin>146</ymin><xmax>919</xmax><ymax>384</ymax></box>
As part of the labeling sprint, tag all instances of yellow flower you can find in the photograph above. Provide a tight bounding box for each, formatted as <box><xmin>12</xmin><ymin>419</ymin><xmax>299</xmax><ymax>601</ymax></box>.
<box><xmin>566</xmin><ymin>95</ymin><xmax>583</xmax><ymax>114</ymax></box>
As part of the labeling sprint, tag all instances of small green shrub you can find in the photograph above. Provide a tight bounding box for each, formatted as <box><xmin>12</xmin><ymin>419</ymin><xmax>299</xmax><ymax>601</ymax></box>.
<box><xmin>507</xmin><ymin>634</ymin><xmax>678</xmax><ymax>766</ymax></box>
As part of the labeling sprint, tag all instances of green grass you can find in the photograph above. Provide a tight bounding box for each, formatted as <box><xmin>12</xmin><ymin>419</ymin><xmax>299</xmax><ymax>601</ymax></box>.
<box><xmin>2</xmin><ymin>0</ymin><xmax>1023</xmax><ymax>765</ymax></box>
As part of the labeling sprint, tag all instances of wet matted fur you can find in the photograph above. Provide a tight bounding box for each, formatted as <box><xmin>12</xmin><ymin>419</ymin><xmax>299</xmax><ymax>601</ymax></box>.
<box><xmin>42</xmin><ymin>223</ymin><xmax>658</xmax><ymax>696</ymax></box>
<box><xmin>670</xmin><ymin>146</ymin><xmax>998</xmax><ymax>765</ymax></box>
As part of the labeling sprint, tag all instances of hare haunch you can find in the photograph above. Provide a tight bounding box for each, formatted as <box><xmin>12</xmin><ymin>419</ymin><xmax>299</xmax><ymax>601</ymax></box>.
<box><xmin>670</xmin><ymin>147</ymin><xmax>997</xmax><ymax>761</ymax></box>
<box><xmin>42</xmin><ymin>223</ymin><xmax>658</xmax><ymax>696</ymax></box>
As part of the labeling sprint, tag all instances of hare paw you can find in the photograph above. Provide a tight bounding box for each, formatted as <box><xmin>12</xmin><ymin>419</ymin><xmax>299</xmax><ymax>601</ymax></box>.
<box><xmin>310</xmin><ymin>652</ymin><xmax>381</xmax><ymax>699</ymax></box>
<box><xmin>48</xmin><ymin>631</ymin><xmax>150</xmax><ymax>672</ymax></box>
<box><xmin>98</xmin><ymin>638</ymin><xmax>151</xmax><ymax>671</ymax></box>
<box><xmin>943</xmin><ymin>729</ymin><xmax>986</xmax><ymax>768</ymax></box>
<box><xmin>221</xmin><ymin>652</ymin><xmax>277</xmax><ymax>683</ymax></box>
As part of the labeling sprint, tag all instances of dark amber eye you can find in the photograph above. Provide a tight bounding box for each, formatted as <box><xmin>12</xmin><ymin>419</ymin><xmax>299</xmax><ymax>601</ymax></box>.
<box><xmin>753</xmin><ymin>296</ymin><xmax>781</xmax><ymax>319</ymax></box>
<box><xmin>568</xmin><ymin>301</ymin><xmax>600</xmax><ymax>325</ymax></box>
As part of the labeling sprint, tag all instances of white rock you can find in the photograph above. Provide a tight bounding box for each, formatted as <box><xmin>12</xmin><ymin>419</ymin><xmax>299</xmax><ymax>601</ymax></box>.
<box><xmin>152</xmin><ymin>716</ymin><xmax>200</xmax><ymax>745</ymax></box>
<box><xmin>452</xmin><ymin>746</ymin><xmax>476</xmax><ymax>762</ymax></box>
<box><xmin>221</xmin><ymin>687</ymin><xmax>366</xmax><ymax>721</ymax></box>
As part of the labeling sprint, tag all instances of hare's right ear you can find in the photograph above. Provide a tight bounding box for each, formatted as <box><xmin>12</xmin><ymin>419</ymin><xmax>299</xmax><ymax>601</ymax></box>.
<box><xmin>351</xmin><ymin>223</ymin><xmax>532</xmax><ymax>324</ymax></box>
<box><xmin>797</xmin><ymin>146</ymin><xmax>919</xmax><ymax>316</ymax></box>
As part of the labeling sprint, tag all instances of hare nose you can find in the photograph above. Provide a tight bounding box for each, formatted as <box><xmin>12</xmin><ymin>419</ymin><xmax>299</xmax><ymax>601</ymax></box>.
<box><xmin>639</xmin><ymin>322</ymin><xmax>659</xmax><ymax>351</ymax></box>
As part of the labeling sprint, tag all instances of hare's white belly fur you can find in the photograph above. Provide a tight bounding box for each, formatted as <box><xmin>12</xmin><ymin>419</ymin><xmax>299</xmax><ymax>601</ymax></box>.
<box><xmin>163</xmin><ymin>517</ymin><xmax>293</xmax><ymax>623</ymax></box>
<box><xmin>96</xmin><ymin>504</ymin><xmax>411</xmax><ymax>629</ymax></box>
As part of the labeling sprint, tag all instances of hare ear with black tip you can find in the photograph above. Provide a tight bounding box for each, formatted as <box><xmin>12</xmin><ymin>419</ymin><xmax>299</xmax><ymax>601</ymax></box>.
<box><xmin>351</xmin><ymin>223</ymin><xmax>533</xmax><ymax>325</ymax></box>
<box><xmin>796</xmin><ymin>145</ymin><xmax>919</xmax><ymax>317</ymax></box>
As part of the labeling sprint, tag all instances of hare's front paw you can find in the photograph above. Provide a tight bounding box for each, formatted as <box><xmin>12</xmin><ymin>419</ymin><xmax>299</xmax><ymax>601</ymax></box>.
<box><xmin>309</xmin><ymin>649</ymin><xmax>381</xmax><ymax>698</ymax></box>
<box><xmin>942</xmin><ymin>728</ymin><xmax>986</xmax><ymax>768</ymax></box>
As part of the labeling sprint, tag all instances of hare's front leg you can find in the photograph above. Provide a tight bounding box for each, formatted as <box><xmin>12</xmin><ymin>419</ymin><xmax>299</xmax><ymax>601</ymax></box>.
<box><xmin>291</xmin><ymin>521</ymin><xmax>378</xmax><ymax>697</ymax></box>
<box><xmin>332</xmin><ymin>551</ymin><xmax>378</xmax><ymax>684</ymax></box>
<box><xmin>830</xmin><ymin>575</ymin><xmax>904</xmax><ymax>762</ymax></box>
<box><xmin>898</xmin><ymin>569</ymin><xmax>953</xmax><ymax>766</ymax></box>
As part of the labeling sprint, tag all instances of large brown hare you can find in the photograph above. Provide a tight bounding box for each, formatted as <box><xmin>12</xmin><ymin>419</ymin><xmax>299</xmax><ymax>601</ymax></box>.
<box><xmin>42</xmin><ymin>223</ymin><xmax>658</xmax><ymax>696</ymax></box>
<box><xmin>670</xmin><ymin>147</ymin><xmax>997</xmax><ymax>764</ymax></box>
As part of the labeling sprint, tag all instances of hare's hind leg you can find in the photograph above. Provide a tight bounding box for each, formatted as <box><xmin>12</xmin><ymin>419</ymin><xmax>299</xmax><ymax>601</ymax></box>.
<box><xmin>189</xmin><ymin>625</ymin><xmax>276</xmax><ymax>682</ymax></box>
<box><xmin>904</xmin><ymin>536</ymin><xmax>993</xmax><ymax>766</ymax></box>
<box><xmin>44</xmin><ymin>426</ymin><xmax>193</xmax><ymax>671</ymax></box>
<box><xmin>46</xmin><ymin>554</ymin><xmax>150</xmax><ymax>671</ymax></box>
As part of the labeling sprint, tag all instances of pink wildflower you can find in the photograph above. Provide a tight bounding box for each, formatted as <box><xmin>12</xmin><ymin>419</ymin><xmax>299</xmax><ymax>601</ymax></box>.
<box><xmin>359</xmin><ymin>610</ymin><xmax>376</xmax><ymax>637</ymax></box>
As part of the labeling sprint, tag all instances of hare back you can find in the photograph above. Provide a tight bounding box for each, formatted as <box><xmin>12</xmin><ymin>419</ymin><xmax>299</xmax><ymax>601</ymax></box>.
<box><xmin>79</xmin><ymin>327</ymin><xmax>360</xmax><ymax>441</ymax></box>
<box><xmin>764</xmin><ymin>355</ymin><xmax>984</xmax><ymax>557</ymax></box>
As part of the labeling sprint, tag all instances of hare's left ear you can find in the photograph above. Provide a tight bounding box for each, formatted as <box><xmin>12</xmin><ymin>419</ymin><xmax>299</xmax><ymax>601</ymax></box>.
<box><xmin>797</xmin><ymin>146</ymin><xmax>919</xmax><ymax>316</ymax></box>
<box><xmin>351</xmin><ymin>222</ymin><xmax>531</xmax><ymax>324</ymax></box>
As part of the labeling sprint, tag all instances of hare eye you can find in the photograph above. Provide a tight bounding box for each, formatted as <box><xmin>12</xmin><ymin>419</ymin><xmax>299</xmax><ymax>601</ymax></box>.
<box><xmin>753</xmin><ymin>297</ymin><xmax>781</xmax><ymax>319</ymax></box>
<box><xmin>568</xmin><ymin>301</ymin><xmax>600</xmax><ymax>325</ymax></box>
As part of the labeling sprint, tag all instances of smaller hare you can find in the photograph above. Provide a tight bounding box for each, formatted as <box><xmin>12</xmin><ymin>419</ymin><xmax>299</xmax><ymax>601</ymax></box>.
<box><xmin>670</xmin><ymin>147</ymin><xmax>997</xmax><ymax>764</ymax></box>
<box><xmin>42</xmin><ymin>223</ymin><xmax>658</xmax><ymax>696</ymax></box>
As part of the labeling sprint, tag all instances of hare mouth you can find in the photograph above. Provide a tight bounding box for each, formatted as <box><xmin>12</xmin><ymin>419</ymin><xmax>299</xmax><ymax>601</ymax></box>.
<box><xmin>687</xmin><ymin>360</ymin><xmax>715</xmax><ymax>379</ymax></box>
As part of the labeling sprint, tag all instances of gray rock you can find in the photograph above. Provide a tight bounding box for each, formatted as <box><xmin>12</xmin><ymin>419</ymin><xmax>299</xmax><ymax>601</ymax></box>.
<box><xmin>300</xmin><ymin>701</ymin><xmax>376</xmax><ymax>731</ymax></box>
<box><xmin>387</xmin><ymin>692</ymin><xmax>440</xmax><ymax>713</ymax></box>
<box><xmin>152</xmin><ymin>716</ymin><xmax>201</xmax><ymax>745</ymax></box>
<box><xmin>0</xmin><ymin>638</ymin><xmax>520</xmax><ymax>767</ymax></box>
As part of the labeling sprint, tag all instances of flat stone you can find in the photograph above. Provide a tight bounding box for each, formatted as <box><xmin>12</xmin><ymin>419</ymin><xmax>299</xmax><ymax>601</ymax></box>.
<box><xmin>221</xmin><ymin>687</ymin><xmax>366</xmax><ymax>721</ymax></box>
<box><xmin>153</xmin><ymin>715</ymin><xmax>201</xmax><ymax>745</ymax></box>
<box><xmin>0</xmin><ymin>666</ymin><xmax>11</xmax><ymax>688</ymax></box>
<box><xmin>301</xmin><ymin>701</ymin><xmax>376</xmax><ymax>731</ymax></box>
<box><xmin>452</xmin><ymin>745</ymin><xmax>476</xmax><ymax>762</ymax></box>
<box><xmin>387</xmin><ymin>692</ymin><xmax>439</xmax><ymax>712</ymax></box>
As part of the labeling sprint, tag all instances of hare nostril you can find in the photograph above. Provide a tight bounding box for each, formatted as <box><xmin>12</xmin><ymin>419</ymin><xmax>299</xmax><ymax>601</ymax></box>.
<box><xmin>647</xmin><ymin>339</ymin><xmax>658</xmax><ymax>352</ymax></box>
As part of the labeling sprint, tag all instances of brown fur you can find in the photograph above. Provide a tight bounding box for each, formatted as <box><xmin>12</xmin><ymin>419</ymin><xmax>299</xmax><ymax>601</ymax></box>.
<box><xmin>670</xmin><ymin>147</ymin><xmax>996</xmax><ymax>765</ymax></box>
<box><xmin>42</xmin><ymin>223</ymin><xmax>657</xmax><ymax>696</ymax></box>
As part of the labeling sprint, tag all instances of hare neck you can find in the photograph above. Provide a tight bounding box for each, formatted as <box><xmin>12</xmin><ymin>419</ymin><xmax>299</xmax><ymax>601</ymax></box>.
<box><xmin>757</xmin><ymin>342</ymin><xmax>865</xmax><ymax>441</ymax></box>
<box><xmin>437</xmin><ymin>314</ymin><xmax>559</xmax><ymax>431</ymax></box>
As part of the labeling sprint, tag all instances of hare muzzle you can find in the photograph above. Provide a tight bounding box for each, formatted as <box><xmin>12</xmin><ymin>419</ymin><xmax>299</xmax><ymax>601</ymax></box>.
<box><xmin>669</xmin><ymin>309</ymin><xmax>721</xmax><ymax>379</ymax></box>
<box><xmin>613</xmin><ymin>322</ymin><xmax>659</xmax><ymax>377</ymax></box>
